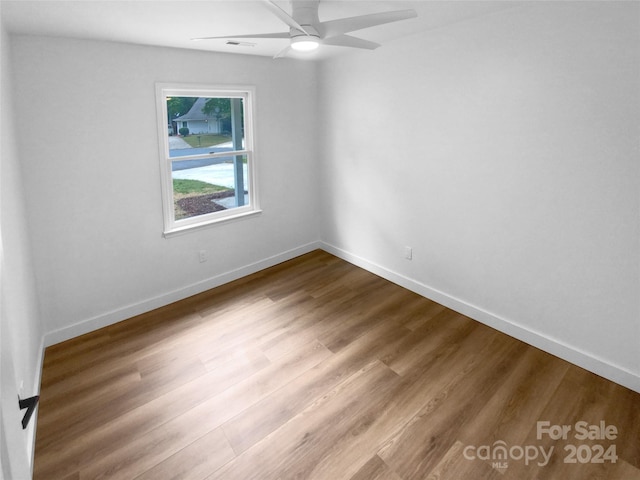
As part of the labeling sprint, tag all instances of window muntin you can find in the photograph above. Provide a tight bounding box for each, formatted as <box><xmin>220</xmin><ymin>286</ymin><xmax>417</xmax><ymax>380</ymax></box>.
<box><xmin>156</xmin><ymin>85</ymin><xmax>258</xmax><ymax>235</ymax></box>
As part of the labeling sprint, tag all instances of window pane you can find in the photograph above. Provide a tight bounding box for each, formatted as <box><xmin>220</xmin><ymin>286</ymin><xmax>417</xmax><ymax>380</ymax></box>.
<box><xmin>166</xmin><ymin>95</ymin><xmax>248</xmax><ymax>221</ymax></box>
<box><xmin>172</xmin><ymin>155</ymin><xmax>249</xmax><ymax>220</ymax></box>
<box><xmin>167</xmin><ymin>97</ymin><xmax>244</xmax><ymax>158</ymax></box>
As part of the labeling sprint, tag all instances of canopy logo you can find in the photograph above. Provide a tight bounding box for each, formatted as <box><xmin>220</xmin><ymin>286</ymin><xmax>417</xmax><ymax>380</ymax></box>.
<box><xmin>463</xmin><ymin>440</ymin><xmax>553</xmax><ymax>470</ymax></box>
<box><xmin>462</xmin><ymin>420</ymin><xmax>618</xmax><ymax>471</ymax></box>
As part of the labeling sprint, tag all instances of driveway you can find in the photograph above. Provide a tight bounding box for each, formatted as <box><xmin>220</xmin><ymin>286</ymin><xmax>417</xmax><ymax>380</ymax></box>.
<box><xmin>168</xmin><ymin>135</ymin><xmax>191</xmax><ymax>149</ymax></box>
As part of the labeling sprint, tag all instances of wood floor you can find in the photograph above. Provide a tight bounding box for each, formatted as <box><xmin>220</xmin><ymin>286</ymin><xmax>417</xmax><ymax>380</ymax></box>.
<box><xmin>34</xmin><ymin>250</ymin><xmax>640</xmax><ymax>480</ymax></box>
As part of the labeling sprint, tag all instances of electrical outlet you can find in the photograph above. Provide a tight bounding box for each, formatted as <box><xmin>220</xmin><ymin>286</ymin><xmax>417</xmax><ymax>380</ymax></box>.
<box><xmin>199</xmin><ymin>250</ymin><xmax>208</xmax><ymax>263</ymax></box>
<box><xmin>404</xmin><ymin>246</ymin><xmax>413</xmax><ymax>260</ymax></box>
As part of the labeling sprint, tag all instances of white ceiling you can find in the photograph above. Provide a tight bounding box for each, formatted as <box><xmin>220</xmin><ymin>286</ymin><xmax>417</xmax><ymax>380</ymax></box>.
<box><xmin>1</xmin><ymin>0</ymin><xmax>521</xmax><ymax>60</ymax></box>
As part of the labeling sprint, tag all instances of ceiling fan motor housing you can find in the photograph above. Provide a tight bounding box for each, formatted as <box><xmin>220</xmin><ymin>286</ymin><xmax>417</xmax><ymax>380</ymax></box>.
<box><xmin>290</xmin><ymin>0</ymin><xmax>321</xmax><ymax>36</ymax></box>
<box><xmin>290</xmin><ymin>25</ymin><xmax>319</xmax><ymax>39</ymax></box>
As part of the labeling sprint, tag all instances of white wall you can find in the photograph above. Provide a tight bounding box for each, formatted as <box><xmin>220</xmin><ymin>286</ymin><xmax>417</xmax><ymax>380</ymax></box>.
<box><xmin>3</xmin><ymin>8</ymin><xmax>639</xmax><ymax>461</ymax></box>
<box><xmin>319</xmin><ymin>2</ymin><xmax>639</xmax><ymax>391</ymax></box>
<box><xmin>10</xmin><ymin>36</ymin><xmax>320</xmax><ymax>343</ymax></box>
<box><xmin>1</xmin><ymin>4</ymin><xmax>635</xmax><ymax>475</ymax></box>
<box><xmin>0</xmin><ymin>11</ymin><xmax>44</xmax><ymax>479</ymax></box>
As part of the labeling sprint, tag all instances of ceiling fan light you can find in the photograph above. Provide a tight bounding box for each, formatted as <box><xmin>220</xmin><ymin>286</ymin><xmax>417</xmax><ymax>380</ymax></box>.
<box><xmin>291</xmin><ymin>36</ymin><xmax>320</xmax><ymax>52</ymax></box>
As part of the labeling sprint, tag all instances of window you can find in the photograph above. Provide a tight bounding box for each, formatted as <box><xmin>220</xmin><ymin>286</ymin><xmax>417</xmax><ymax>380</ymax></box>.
<box><xmin>156</xmin><ymin>84</ymin><xmax>259</xmax><ymax>235</ymax></box>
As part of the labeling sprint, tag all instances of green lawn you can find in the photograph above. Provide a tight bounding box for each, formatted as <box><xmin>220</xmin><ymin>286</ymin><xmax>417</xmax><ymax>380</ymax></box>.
<box><xmin>173</xmin><ymin>178</ymin><xmax>229</xmax><ymax>196</ymax></box>
<box><xmin>181</xmin><ymin>134</ymin><xmax>230</xmax><ymax>148</ymax></box>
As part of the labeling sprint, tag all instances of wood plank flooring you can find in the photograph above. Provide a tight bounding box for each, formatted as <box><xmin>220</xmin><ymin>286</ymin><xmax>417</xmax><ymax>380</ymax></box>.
<box><xmin>33</xmin><ymin>250</ymin><xmax>640</xmax><ymax>480</ymax></box>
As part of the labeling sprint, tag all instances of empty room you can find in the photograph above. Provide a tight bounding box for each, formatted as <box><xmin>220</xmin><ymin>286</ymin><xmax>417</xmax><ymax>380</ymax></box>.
<box><xmin>0</xmin><ymin>1</ymin><xmax>638</xmax><ymax>479</ymax></box>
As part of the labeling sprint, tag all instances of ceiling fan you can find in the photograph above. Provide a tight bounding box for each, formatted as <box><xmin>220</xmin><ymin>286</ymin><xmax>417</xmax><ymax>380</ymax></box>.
<box><xmin>193</xmin><ymin>0</ymin><xmax>418</xmax><ymax>58</ymax></box>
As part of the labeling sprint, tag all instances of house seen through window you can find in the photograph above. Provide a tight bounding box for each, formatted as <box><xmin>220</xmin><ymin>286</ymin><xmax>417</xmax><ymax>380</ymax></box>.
<box><xmin>156</xmin><ymin>84</ymin><xmax>259</xmax><ymax>235</ymax></box>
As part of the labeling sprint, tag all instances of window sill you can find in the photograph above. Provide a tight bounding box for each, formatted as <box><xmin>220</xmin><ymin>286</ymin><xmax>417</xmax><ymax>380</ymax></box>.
<box><xmin>163</xmin><ymin>209</ymin><xmax>262</xmax><ymax>238</ymax></box>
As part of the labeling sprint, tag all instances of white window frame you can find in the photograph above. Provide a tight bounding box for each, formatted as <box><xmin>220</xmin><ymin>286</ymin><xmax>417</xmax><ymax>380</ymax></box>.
<box><xmin>156</xmin><ymin>83</ymin><xmax>260</xmax><ymax>236</ymax></box>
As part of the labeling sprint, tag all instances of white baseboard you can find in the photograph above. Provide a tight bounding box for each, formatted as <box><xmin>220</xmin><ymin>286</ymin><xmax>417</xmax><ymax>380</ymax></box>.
<box><xmin>320</xmin><ymin>242</ymin><xmax>640</xmax><ymax>394</ymax></box>
<box><xmin>43</xmin><ymin>241</ymin><xmax>321</xmax><ymax>347</ymax></box>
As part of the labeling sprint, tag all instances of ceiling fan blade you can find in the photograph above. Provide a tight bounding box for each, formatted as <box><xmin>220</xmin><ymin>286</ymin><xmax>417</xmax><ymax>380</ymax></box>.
<box><xmin>273</xmin><ymin>45</ymin><xmax>292</xmax><ymax>59</ymax></box>
<box><xmin>262</xmin><ymin>0</ymin><xmax>311</xmax><ymax>36</ymax></box>
<box><xmin>192</xmin><ymin>32</ymin><xmax>289</xmax><ymax>41</ymax></box>
<box><xmin>318</xmin><ymin>9</ymin><xmax>417</xmax><ymax>37</ymax></box>
<box><xmin>322</xmin><ymin>35</ymin><xmax>380</xmax><ymax>50</ymax></box>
